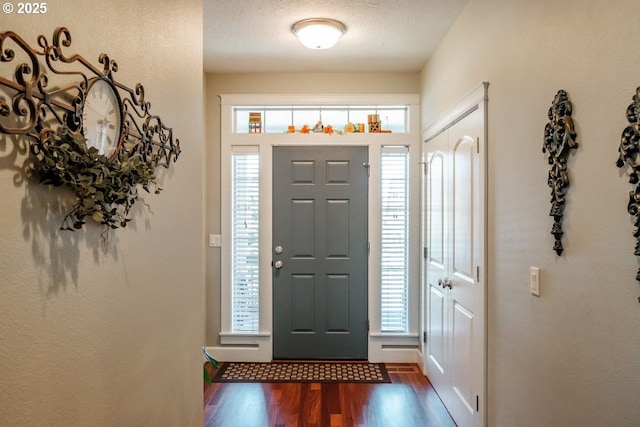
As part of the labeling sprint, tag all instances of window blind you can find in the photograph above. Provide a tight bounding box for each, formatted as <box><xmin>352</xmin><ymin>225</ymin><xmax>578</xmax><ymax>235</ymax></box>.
<box><xmin>231</xmin><ymin>147</ymin><xmax>260</xmax><ymax>332</ymax></box>
<box><xmin>380</xmin><ymin>146</ymin><xmax>409</xmax><ymax>332</ymax></box>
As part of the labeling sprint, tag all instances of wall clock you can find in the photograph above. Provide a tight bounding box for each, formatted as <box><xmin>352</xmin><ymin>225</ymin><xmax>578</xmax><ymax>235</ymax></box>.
<box><xmin>82</xmin><ymin>78</ymin><xmax>123</xmax><ymax>157</ymax></box>
<box><xmin>0</xmin><ymin>27</ymin><xmax>180</xmax><ymax>167</ymax></box>
<box><xmin>0</xmin><ymin>27</ymin><xmax>181</xmax><ymax>237</ymax></box>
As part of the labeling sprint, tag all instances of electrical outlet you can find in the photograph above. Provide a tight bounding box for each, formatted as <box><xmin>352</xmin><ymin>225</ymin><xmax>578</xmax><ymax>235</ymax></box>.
<box><xmin>530</xmin><ymin>267</ymin><xmax>540</xmax><ymax>296</ymax></box>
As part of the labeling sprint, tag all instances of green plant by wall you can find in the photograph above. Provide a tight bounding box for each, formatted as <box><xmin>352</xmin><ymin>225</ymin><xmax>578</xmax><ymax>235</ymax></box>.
<box><xmin>30</xmin><ymin>126</ymin><xmax>161</xmax><ymax>232</ymax></box>
<box><xmin>202</xmin><ymin>347</ymin><xmax>219</xmax><ymax>383</ymax></box>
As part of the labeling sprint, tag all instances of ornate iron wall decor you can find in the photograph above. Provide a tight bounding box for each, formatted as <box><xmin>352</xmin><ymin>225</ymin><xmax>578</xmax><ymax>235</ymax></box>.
<box><xmin>0</xmin><ymin>27</ymin><xmax>180</xmax><ymax>233</ymax></box>
<box><xmin>543</xmin><ymin>90</ymin><xmax>578</xmax><ymax>256</ymax></box>
<box><xmin>616</xmin><ymin>87</ymin><xmax>640</xmax><ymax>296</ymax></box>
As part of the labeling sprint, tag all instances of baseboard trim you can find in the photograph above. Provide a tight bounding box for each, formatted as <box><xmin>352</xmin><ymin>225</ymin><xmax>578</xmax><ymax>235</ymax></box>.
<box><xmin>380</xmin><ymin>347</ymin><xmax>421</xmax><ymax>364</ymax></box>
<box><xmin>205</xmin><ymin>346</ymin><xmax>271</xmax><ymax>362</ymax></box>
<box><xmin>206</xmin><ymin>345</ymin><xmax>421</xmax><ymax>364</ymax></box>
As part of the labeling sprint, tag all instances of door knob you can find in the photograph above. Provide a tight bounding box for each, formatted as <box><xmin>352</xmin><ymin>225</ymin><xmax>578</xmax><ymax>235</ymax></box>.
<box><xmin>275</xmin><ymin>245</ymin><xmax>283</xmax><ymax>254</ymax></box>
<box><xmin>443</xmin><ymin>278</ymin><xmax>453</xmax><ymax>289</ymax></box>
<box><xmin>274</xmin><ymin>260</ymin><xmax>283</xmax><ymax>269</ymax></box>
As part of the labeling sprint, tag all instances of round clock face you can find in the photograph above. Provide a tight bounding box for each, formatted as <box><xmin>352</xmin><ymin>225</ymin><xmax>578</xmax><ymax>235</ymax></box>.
<box><xmin>82</xmin><ymin>78</ymin><xmax>123</xmax><ymax>157</ymax></box>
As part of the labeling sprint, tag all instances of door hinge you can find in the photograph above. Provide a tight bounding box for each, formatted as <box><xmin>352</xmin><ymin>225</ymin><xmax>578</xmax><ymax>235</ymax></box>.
<box><xmin>363</xmin><ymin>162</ymin><xmax>370</xmax><ymax>177</ymax></box>
<box><xmin>367</xmin><ymin>241</ymin><xmax>371</xmax><ymax>255</ymax></box>
<box><xmin>419</xmin><ymin>161</ymin><xmax>427</xmax><ymax>176</ymax></box>
<box><xmin>476</xmin><ymin>265</ymin><xmax>480</xmax><ymax>282</ymax></box>
<box><xmin>367</xmin><ymin>320</ymin><xmax>370</xmax><ymax>332</ymax></box>
<box><xmin>423</xmin><ymin>246</ymin><xmax>428</xmax><ymax>259</ymax></box>
<box><xmin>423</xmin><ymin>331</ymin><xmax>427</xmax><ymax>344</ymax></box>
<box><xmin>476</xmin><ymin>395</ymin><xmax>479</xmax><ymax>412</ymax></box>
<box><xmin>476</xmin><ymin>137</ymin><xmax>480</xmax><ymax>154</ymax></box>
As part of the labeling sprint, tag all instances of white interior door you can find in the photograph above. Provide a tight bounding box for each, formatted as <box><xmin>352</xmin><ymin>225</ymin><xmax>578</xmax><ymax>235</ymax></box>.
<box><xmin>423</xmin><ymin>103</ymin><xmax>486</xmax><ymax>427</ymax></box>
<box><xmin>424</xmin><ymin>130</ymin><xmax>449</xmax><ymax>397</ymax></box>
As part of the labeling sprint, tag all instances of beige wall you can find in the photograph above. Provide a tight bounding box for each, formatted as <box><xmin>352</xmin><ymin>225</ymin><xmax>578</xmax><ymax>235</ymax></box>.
<box><xmin>204</xmin><ymin>72</ymin><xmax>419</xmax><ymax>345</ymax></box>
<box><xmin>421</xmin><ymin>1</ymin><xmax>640</xmax><ymax>426</ymax></box>
<box><xmin>0</xmin><ymin>2</ymin><xmax>205</xmax><ymax>426</ymax></box>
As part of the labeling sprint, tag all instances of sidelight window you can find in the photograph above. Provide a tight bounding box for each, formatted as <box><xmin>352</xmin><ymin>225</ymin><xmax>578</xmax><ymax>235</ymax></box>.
<box><xmin>231</xmin><ymin>146</ymin><xmax>260</xmax><ymax>332</ymax></box>
<box><xmin>380</xmin><ymin>146</ymin><xmax>409</xmax><ymax>332</ymax></box>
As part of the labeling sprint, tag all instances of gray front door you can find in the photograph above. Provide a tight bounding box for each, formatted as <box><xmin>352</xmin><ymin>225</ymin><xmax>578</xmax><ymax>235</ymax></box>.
<box><xmin>273</xmin><ymin>146</ymin><xmax>368</xmax><ymax>359</ymax></box>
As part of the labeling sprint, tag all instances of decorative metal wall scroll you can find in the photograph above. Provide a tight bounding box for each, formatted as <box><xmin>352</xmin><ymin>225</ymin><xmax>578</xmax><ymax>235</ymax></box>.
<box><xmin>616</xmin><ymin>87</ymin><xmax>640</xmax><ymax>292</ymax></box>
<box><xmin>0</xmin><ymin>27</ymin><xmax>180</xmax><ymax>233</ymax></box>
<box><xmin>543</xmin><ymin>90</ymin><xmax>578</xmax><ymax>256</ymax></box>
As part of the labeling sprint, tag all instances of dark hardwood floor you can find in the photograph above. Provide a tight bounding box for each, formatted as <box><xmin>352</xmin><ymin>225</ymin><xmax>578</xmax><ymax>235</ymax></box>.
<box><xmin>203</xmin><ymin>363</ymin><xmax>456</xmax><ymax>427</ymax></box>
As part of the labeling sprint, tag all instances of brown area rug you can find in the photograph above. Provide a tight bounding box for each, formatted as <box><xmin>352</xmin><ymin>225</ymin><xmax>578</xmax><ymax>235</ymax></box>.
<box><xmin>211</xmin><ymin>361</ymin><xmax>391</xmax><ymax>383</ymax></box>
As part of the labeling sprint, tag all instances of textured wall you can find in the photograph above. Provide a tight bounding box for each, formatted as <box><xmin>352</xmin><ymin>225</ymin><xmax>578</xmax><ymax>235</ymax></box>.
<box><xmin>0</xmin><ymin>2</ymin><xmax>205</xmax><ymax>426</ymax></box>
<box><xmin>421</xmin><ymin>1</ymin><xmax>640</xmax><ymax>426</ymax></box>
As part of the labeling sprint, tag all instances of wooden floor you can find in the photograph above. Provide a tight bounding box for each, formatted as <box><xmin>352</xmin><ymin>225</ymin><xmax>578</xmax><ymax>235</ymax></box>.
<box><xmin>203</xmin><ymin>363</ymin><xmax>456</xmax><ymax>427</ymax></box>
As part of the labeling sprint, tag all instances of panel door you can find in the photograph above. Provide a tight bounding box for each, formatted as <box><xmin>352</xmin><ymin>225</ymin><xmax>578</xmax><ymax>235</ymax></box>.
<box><xmin>424</xmin><ymin>106</ymin><xmax>485</xmax><ymax>427</ymax></box>
<box><xmin>448</xmin><ymin>109</ymin><xmax>482</xmax><ymax>427</ymax></box>
<box><xmin>272</xmin><ymin>146</ymin><xmax>369</xmax><ymax>359</ymax></box>
<box><xmin>425</xmin><ymin>130</ymin><xmax>450</xmax><ymax>395</ymax></box>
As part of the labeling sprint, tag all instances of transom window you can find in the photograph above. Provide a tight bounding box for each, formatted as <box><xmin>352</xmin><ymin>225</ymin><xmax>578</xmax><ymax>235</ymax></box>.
<box><xmin>234</xmin><ymin>105</ymin><xmax>408</xmax><ymax>133</ymax></box>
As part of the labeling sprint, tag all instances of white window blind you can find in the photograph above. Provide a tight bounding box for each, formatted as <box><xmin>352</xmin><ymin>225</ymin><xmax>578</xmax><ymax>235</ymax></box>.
<box><xmin>231</xmin><ymin>146</ymin><xmax>260</xmax><ymax>332</ymax></box>
<box><xmin>380</xmin><ymin>146</ymin><xmax>409</xmax><ymax>332</ymax></box>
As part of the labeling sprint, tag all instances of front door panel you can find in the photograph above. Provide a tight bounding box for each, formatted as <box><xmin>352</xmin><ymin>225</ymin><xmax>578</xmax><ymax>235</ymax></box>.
<box><xmin>273</xmin><ymin>146</ymin><xmax>368</xmax><ymax>359</ymax></box>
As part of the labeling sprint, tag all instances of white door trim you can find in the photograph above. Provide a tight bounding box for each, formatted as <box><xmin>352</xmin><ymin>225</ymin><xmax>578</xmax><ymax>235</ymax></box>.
<box><xmin>421</xmin><ymin>82</ymin><xmax>488</xmax><ymax>427</ymax></box>
<box><xmin>423</xmin><ymin>82</ymin><xmax>489</xmax><ymax>141</ymax></box>
<box><xmin>214</xmin><ymin>94</ymin><xmax>422</xmax><ymax>363</ymax></box>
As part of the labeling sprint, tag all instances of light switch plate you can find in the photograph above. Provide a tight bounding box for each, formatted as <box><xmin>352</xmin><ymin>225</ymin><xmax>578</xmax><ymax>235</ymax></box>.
<box><xmin>209</xmin><ymin>234</ymin><xmax>221</xmax><ymax>247</ymax></box>
<box><xmin>530</xmin><ymin>267</ymin><xmax>540</xmax><ymax>296</ymax></box>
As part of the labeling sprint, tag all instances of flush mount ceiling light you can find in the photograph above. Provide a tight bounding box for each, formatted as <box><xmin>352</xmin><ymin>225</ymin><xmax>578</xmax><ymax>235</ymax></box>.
<box><xmin>291</xmin><ymin>18</ymin><xmax>346</xmax><ymax>50</ymax></box>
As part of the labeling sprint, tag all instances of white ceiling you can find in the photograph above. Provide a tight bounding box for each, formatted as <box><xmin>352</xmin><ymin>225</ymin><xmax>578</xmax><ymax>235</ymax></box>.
<box><xmin>203</xmin><ymin>0</ymin><xmax>468</xmax><ymax>74</ymax></box>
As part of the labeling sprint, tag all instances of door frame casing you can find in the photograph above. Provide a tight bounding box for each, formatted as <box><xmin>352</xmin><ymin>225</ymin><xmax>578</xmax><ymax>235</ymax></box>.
<box><xmin>213</xmin><ymin>94</ymin><xmax>421</xmax><ymax>363</ymax></box>
<box><xmin>421</xmin><ymin>82</ymin><xmax>488</xmax><ymax>427</ymax></box>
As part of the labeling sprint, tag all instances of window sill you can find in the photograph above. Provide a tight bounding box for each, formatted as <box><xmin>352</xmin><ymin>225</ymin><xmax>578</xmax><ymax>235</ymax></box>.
<box><xmin>220</xmin><ymin>332</ymin><xmax>271</xmax><ymax>345</ymax></box>
<box><xmin>369</xmin><ymin>332</ymin><xmax>419</xmax><ymax>346</ymax></box>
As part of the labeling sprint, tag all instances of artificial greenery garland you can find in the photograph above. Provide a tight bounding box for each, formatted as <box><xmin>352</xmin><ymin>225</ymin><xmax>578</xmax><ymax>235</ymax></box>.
<box><xmin>30</xmin><ymin>126</ymin><xmax>160</xmax><ymax>231</ymax></box>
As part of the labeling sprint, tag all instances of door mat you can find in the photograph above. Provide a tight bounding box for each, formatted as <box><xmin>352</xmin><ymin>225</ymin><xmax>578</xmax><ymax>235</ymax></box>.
<box><xmin>211</xmin><ymin>362</ymin><xmax>391</xmax><ymax>383</ymax></box>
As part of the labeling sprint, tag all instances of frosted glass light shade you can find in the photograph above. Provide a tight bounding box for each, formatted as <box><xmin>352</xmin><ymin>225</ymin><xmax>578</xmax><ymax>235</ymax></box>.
<box><xmin>292</xmin><ymin>18</ymin><xmax>346</xmax><ymax>50</ymax></box>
